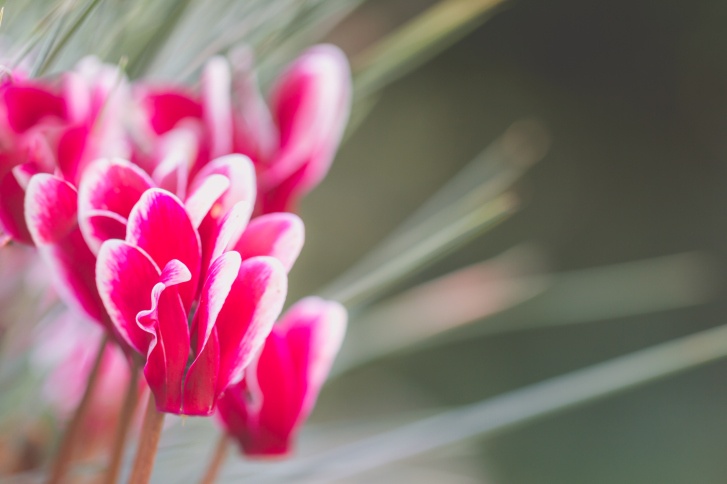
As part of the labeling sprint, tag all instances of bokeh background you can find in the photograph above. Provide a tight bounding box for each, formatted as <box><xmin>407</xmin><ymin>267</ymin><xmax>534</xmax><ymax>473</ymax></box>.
<box><xmin>294</xmin><ymin>0</ymin><xmax>727</xmax><ymax>482</ymax></box>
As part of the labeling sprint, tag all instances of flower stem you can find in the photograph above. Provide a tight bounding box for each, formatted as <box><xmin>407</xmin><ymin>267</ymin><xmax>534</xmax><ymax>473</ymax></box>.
<box><xmin>102</xmin><ymin>359</ymin><xmax>140</xmax><ymax>484</ymax></box>
<box><xmin>48</xmin><ymin>334</ymin><xmax>109</xmax><ymax>484</ymax></box>
<box><xmin>199</xmin><ymin>434</ymin><xmax>230</xmax><ymax>484</ymax></box>
<box><xmin>128</xmin><ymin>392</ymin><xmax>165</xmax><ymax>484</ymax></box>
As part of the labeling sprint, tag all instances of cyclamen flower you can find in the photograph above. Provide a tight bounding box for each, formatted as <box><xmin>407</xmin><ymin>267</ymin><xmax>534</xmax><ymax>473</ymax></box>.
<box><xmin>0</xmin><ymin>58</ymin><xmax>128</xmax><ymax>244</ymax></box>
<box><xmin>131</xmin><ymin>44</ymin><xmax>350</xmax><ymax>215</ymax></box>
<box><xmin>217</xmin><ymin>297</ymin><xmax>347</xmax><ymax>455</ymax></box>
<box><xmin>92</xmin><ymin>173</ymin><xmax>303</xmax><ymax>415</ymax></box>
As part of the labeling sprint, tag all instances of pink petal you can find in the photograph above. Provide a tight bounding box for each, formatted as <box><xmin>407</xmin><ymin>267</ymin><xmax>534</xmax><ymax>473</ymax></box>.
<box><xmin>126</xmin><ymin>188</ymin><xmax>201</xmax><ymax>311</ymax></box>
<box><xmin>57</xmin><ymin>125</ymin><xmax>90</xmax><ymax>183</ymax></box>
<box><xmin>96</xmin><ymin>240</ymin><xmax>160</xmax><ymax>353</ymax></box>
<box><xmin>2</xmin><ymin>83</ymin><xmax>66</xmax><ymax>133</ymax></box>
<box><xmin>202</xmin><ymin>57</ymin><xmax>233</xmax><ymax>158</ymax></box>
<box><xmin>280</xmin><ymin>297</ymin><xmax>347</xmax><ymax>422</ymax></box>
<box><xmin>263</xmin><ymin>44</ymin><xmax>351</xmax><ymax>196</ymax></box>
<box><xmin>25</xmin><ymin>174</ymin><xmax>109</xmax><ymax>325</ymax></box>
<box><xmin>0</xmin><ymin>170</ymin><xmax>33</xmax><ymax>244</ymax></box>
<box><xmin>150</xmin><ymin>126</ymin><xmax>199</xmax><ymax>199</ymax></box>
<box><xmin>137</xmin><ymin>260</ymin><xmax>191</xmax><ymax>413</ymax></box>
<box><xmin>234</xmin><ymin>212</ymin><xmax>304</xmax><ymax>273</ymax></box>
<box><xmin>183</xmin><ymin>251</ymin><xmax>241</xmax><ymax>415</ymax></box>
<box><xmin>143</xmin><ymin>90</ymin><xmax>202</xmax><ymax>135</ymax></box>
<box><xmin>214</xmin><ymin>256</ymin><xmax>287</xmax><ymax>395</ymax></box>
<box><xmin>78</xmin><ymin>158</ymin><xmax>154</xmax><ymax>254</ymax></box>
<box><xmin>185</xmin><ymin>173</ymin><xmax>230</xmax><ymax>228</ymax></box>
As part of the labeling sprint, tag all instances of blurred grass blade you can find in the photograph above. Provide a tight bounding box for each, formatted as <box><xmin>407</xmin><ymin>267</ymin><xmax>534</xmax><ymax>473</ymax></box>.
<box><xmin>324</xmin><ymin>120</ymin><xmax>548</xmax><ymax>307</ymax></box>
<box><xmin>334</xmin><ymin>246</ymin><xmax>549</xmax><ymax>375</ymax></box>
<box><xmin>126</xmin><ymin>0</ymin><xmax>194</xmax><ymax>79</ymax></box>
<box><xmin>252</xmin><ymin>323</ymin><xmax>727</xmax><ymax>482</ymax></box>
<box><xmin>326</xmin><ymin>193</ymin><xmax>517</xmax><ymax>307</ymax></box>
<box><xmin>36</xmin><ymin>0</ymin><xmax>104</xmax><ymax>76</ymax></box>
<box><xmin>465</xmin><ymin>251</ymin><xmax>719</xmax><ymax>337</ymax></box>
<box><xmin>353</xmin><ymin>0</ymin><xmax>507</xmax><ymax>99</ymax></box>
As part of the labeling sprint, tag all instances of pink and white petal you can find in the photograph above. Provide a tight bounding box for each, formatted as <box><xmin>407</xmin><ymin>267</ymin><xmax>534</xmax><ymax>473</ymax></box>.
<box><xmin>209</xmin><ymin>201</ymin><xmax>252</xmax><ymax>263</ymax></box>
<box><xmin>234</xmin><ymin>212</ymin><xmax>304</xmax><ymax>272</ymax></box>
<box><xmin>265</xmin><ymin>44</ymin><xmax>351</xmax><ymax>188</ymax></box>
<box><xmin>150</xmin><ymin>127</ymin><xmax>199</xmax><ymax>199</ymax></box>
<box><xmin>126</xmin><ymin>188</ymin><xmax>201</xmax><ymax>310</ymax></box>
<box><xmin>137</xmin><ymin>259</ymin><xmax>191</xmax><ymax>413</ymax></box>
<box><xmin>214</xmin><ymin>256</ymin><xmax>287</xmax><ymax>395</ymax></box>
<box><xmin>0</xmin><ymin>171</ymin><xmax>33</xmax><ymax>244</ymax></box>
<box><xmin>202</xmin><ymin>57</ymin><xmax>233</xmax><ymax>159</ymax></box>
<box><xmin>25</xmin><ymin>174</ymin><xmax>77</xmax><ymax>244</ymax></box>
<box><xmin>26</xmin><ymin>174</ymin><xmax>110</xmax><ymax>326</ymax></box>
<box><xmin>190</xmin><ymin>154</ymin><xmax>256</xmax><ymax>222</ymax></box>
<box><xmin>185</xmin><ymin>173</ymin><xmax>230</xmax><ymax>228</ymax></box>
<box><xmin>96</xmin><ymin>239</ymin><xmax>160</xmax><ymax>354</ymax></box>
<box><xmin>280</xmin><ymin>297</ymin><xmax>347</xmax><ymax>422</ymax></box>
<box><xmin>83</xmin><ymin>210</ymin><xmax>128</xmax><ymax>246</ymax></box>
<box><xmin>182</xmin><ymin>251</ymin><xmax>240</xmax><ymax>414</ymax></box>
<box><xmin>78</xmin><ymin>158</ymin><xmax>154</xmax><ymax>253</ymax></box>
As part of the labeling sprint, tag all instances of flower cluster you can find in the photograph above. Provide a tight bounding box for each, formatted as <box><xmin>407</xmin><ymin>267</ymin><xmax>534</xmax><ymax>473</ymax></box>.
<box><xmin>2</xmin><ymin>44</ymin><xmax>350</xmax><ymax>459</ymax></box>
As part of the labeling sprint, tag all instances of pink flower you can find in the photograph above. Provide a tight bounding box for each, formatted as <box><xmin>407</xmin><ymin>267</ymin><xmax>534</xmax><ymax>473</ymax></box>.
<box><xmin>94</xmin><ymin>180</ymin><xmax>303</xmax><ymax>415</ymax></box>
<box><xmin>0</xmin><ymin>58</ymin><xmax>128</xmax><ymax>244</ymax></box>
<box><xmin>253</xmin><ymin>44</ymin><xmax>351</xmax><ymax>214</ymax></box>
<box><xmin>131</xmin><ymin>44</ymin><xmax>351</xmax><ymax>215</ymax></box>
<box><xmin>216</xmin><ymin>297</ymin><xmax>347</xmax><ymax>456</ymax></box>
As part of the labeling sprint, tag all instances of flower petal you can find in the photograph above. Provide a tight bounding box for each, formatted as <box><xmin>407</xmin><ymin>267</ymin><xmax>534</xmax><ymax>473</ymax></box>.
<box><xmin>26</xmin><ymin>174</ymin><xmax>109</xmax><ymax>326</ymax></box>
<box><xmin>126</xmin><ymin>188</ymin><xmax>201</xmax><ymax>311</ymax></box>
<box><xmin>215</xmin><ymin>256</ymin><xmax>287</xmax><ymax>394</ymax></box>
<box><xmin>183</xmin><ymin>251</ymin><xmax>241</xmax><ymax>415</ymax></box>
<box><xmin>138</xmin><ymin>259</ymin><xmax>191</xmax><ymax>413</ymax></box>
<box><xmin>234</xmin><ymin>212</ymin><xmax>304</xmax><ymax>273</ymax></box>
<box><xmin>185</xmin><ymin>173</ymin><xmax>230</xmax><ymax>229</ymax></box>
<box><xmin>78</xmin><ymin>158</ymin><xmax>154</xmax><ymax>253</ymax></box>
<box><xmin>96</xmin><ymin>239</ymin><xmax>160</xmax><ymax>353</ymax></box>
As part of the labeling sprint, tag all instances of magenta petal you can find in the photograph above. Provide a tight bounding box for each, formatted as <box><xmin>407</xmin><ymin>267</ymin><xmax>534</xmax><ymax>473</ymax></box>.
<box><xmin>126</xmin><ymin>188</ymin><xmax>201</xmax><ymax>311</ymax></box>
<box><xmin>96</xmin><ymin>240</ymin><xmax>160</xmax><ymax>353</ymax></box>
<box><xmin>138</xmin><ymin>260</ymin><xmax>191</xmax><ymax>413</ymax></box>
<box><xmin>234</xmin><ymin>212</ymin><xmax>304</xmax><ymax>273</ymax></box>
<box><xmin>25</xmin><ymin>174</ymin><xmax>109</xmax><ymax>325</ymax></box>
<box><xmin>185</xmin><ymin>173</ymin><xmax>230</xmax><ymax>228</ymax></box>
<box><xmin>280</xmin><ymin>297</ymin><xmax>347</xmax><ymax>422</ymax></box>
<box><xmin>215</xmin><ymin>256</ymin><xmax>287</xmax><ymax>394</ymax></box>
<box><xmin>191</xmin><ymin>154</ymin><xmax>256</xmax><ymax>222</ymax></box>
<box><xmin>264</xmin><ymin>44</ymin><xmax>351</xmax><ymax>191</ymax></box>
<box><xmin>210</xmin><ymin>201</ymin><xmax>252</xmax><ymax>264</ymax></box>
<box><xmin>183</xmin><ymin>251</ymin><xmax>241</xmax><ymax>415</ymax></box>
<box><xmin>78</xmin><ymin>158</ymin><xmax>154</xmax><ymax>253</ymax></box>
<box><xmin>0</xmin><ymin>170</ymin><xmax>33</xmax><ymax>244</ymax></box>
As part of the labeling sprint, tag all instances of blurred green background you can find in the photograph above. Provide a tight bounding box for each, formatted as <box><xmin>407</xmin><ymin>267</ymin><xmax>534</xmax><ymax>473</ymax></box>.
<box><xmin>291</xmin><ymin>0</ymin><xmax>727</xmax><ymax>482</ymax></box>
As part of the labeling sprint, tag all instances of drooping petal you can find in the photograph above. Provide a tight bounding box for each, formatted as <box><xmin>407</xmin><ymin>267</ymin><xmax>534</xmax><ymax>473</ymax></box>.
<box><xmin>78</xmin><ymin>158</ymin><xmax>154</xmax><ymax>253</ymax></box>
<box><xmin>57</xmin><ymin>125</ymin><xmax>90</xmax><ymax>183</ymax></box>
<box><xmin>280</xmin><ymin>297</ymin><xmax>347</xmax><ymax>423</ymax></box>
<box><xmin>262</xmin><ymin>44</ymin><xmax>351</xmax><ymax>207</ymax></box>
<box><xmin>214</xmin><ymin>256</ymin><xmax>287</xmax><ymax>395</ymax></box>
<box><xmin>126</xmin><ymin>188</ymin><xmax>201</xmax><ymax>310</ymax></box>
<box><xmin>234</xmin><ymin>212</ymin><xmax>304</xmax><ymax>273</ymax></box>
<box><xmin>96</xmin><ymin>240</ymin><xmax>160</xmax><ymax>353</ymax></box>
<box><xmin>25</xmin><ymin>174</ymin><xmax>109</xmax><ymax>326</ymax></box>
<box><xmin>137</xmin><ymin>259</ymin><xmax>191</xmax><ymax>413</ymax></box>
<box><xmin>143</xmin><ymin>90</ymin><xmax>202</xmax><ymax>135</ymax></box>
<box><xmin>2</xmin><ymin>82</ymin><xmax>66</xmax><ymax>133</ymax></box>
<box><xmin>183</xmin><ymin>251</ymin><xmax>241</xmax><ymax>415</ymax></box>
